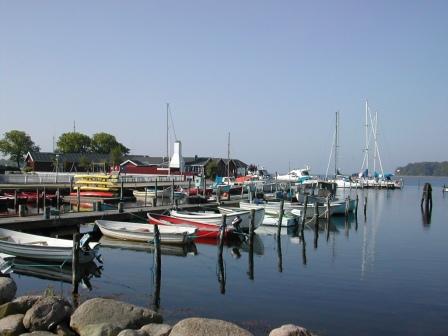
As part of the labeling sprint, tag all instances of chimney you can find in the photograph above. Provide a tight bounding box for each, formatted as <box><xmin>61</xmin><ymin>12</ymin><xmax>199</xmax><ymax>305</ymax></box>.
<box><xmin>169</xmin><ymin>140</ymin><xmax>185</xmax><ymax>172</ymax></box>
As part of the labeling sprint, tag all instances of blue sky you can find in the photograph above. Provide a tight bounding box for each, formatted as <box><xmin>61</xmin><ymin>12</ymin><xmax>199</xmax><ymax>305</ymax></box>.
<box><xmin>0</xmin><ymin>1</ymin><xmax>447</xmax><ymax>174</ymax></box>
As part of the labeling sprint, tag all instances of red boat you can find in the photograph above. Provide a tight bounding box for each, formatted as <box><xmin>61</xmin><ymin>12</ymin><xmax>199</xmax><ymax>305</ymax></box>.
<box><xmin>185</xmin><ymin>187</ymin><xmax>213</xmax><ymax>197</ymax></box>
<box><xmin>69</xmin><ymin>191</ymin><xmax>116</xmax><ymax>198</ymax></box>
<box><xmin>147</xmin><ymin>213</ymin><xmax>233</xmax><ymax>239</ymax></box>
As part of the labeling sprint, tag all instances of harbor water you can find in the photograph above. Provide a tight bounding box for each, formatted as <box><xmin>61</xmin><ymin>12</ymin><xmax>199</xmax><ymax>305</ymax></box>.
<box><xmin>10</xmin><ymin>177</ymin><xmax>448</xmax><ymax>335</ymax></box>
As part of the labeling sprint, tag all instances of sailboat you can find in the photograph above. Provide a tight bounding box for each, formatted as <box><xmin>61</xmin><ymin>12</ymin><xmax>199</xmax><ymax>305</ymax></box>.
<box><xmin>358</xmin><ymin>101</ymin><xmax>402</xmax><ymax>189</ymax></box>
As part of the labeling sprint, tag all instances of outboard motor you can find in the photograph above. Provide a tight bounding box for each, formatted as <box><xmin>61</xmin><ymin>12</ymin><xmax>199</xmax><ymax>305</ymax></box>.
<box><xmin>231</xmin><ymin>215</ymin><xmax>243</xmax><ymax>233</ymax></box>
<box><xmin>79</xmin><ymin>233</ymin><xmax>92</xmax><ymax>251</ymax></box>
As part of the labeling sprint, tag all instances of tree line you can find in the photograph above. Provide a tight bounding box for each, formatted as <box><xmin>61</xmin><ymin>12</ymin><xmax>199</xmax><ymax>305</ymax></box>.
<box><xmin>0</xmin><ymin>130</ymin><xmax>129</xmax><ymax>168</ymax></box>
<box><xmin>396</xmin><ymin>162</ymin><xmax>448</xmax><ymax>176</ymax></box>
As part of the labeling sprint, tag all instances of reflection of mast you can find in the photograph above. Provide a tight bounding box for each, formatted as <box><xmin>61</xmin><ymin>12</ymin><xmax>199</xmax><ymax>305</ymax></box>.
<box><xmin>335</xmin><ymin>111</ymin><xmax>339</xmax><ymax>176</ymax></box>
<box><xmin>361</xmin><ymin>191</ymin><xmax>382</xmax><ymax>278</ymax></box>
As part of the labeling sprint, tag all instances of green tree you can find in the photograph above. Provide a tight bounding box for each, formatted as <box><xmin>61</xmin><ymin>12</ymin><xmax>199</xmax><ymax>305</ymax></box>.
<box><xmin>109</xmin><ymin>145</ymin><xmax>124</xmax><ymax>166</ymax></box>
<box><xmin>91</xmin><ymin>132</ymin><xmax>129</xmax><ymax>155</ymax></box>
<box><xmin>0</xmin><ymin>130</ymin><xmax>40</xmax><ymax>168</ymax></box>
<box><xmin>57</xmin><ymin>132</ymin><xmax>91</xmax><ymax>153</ymax></box>
<box><xmin>205</xmin><ymin>160</ymin><xmax>218</xmax><ymax>179</ymax></box>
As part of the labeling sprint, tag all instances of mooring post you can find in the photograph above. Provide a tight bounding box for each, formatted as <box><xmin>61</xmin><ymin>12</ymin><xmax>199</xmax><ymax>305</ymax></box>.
<box><xmin>14</xmin><ymin>190</ymin><xmax>18</xmax><ymax>213</ymax></box>
<box><xmin>216</xmin><ymin>186</ymin><xmax>221</xmax><ymax>204</ymax></box>
<box><xmin>171</xmin><ymin>180</ymin><xmax>175</xmax><ymax>205</ymax></box>
<box><xmin>355</xmin><ymin>194</ymin><xmax>359</xmax><ymax>217</ymax></box>
<box><xmin>314</xmin><ymin>200</ymin><xmax>319</xmax><ymax>249</ymax></box>
<box><xmin>345</xmin><ymin>196</ymin><xmax>350</xmax><ymax>217</ymax></box>
<box><xmin>56</xmin><ymin>188</ymin><xmax>60</xmax><ymax>211</ymax></box>
<box><xmin>326</xmin><ymin>196</ymin><xmax>331</xmax><ymax>241</ymax></box>
<box><xmin>218</xmin><ymin>214</ymin><xmax>227</xmax><ymax>254</ymax></box>
<box><xmin>203</xmin><ymin>177</ymin><xmax>207</xmax><ymax>198</ymax></box>
<box><xmin>421</xmin><ymin>183</ymin><xmax>433</xmax><ymax>211</ymax></box>
<box><xmin>118</xmin><ymin>202</ymin><xmax>124</xmax><ymax>213</ymax></box>
<box><xmin>314</xmin><ymin>200</ymin><xmax>319</xmax><ymax>221</ymax></box>
<box><xmin>36</xmin><ymin>188</ymin><xmax>40</xmax><ymax>215</ymax></box>
<box><xmin>301</xmin><ymin>195</ymin><xmax>308</xmax><ymax>233</ymax></box>
<box><xmin>188</xmin><ymin>179</ymin><xmax>191</xmax><ymax>196</ymax></box>
<box><xmin>76</xmin><ymin>188</ymin><xmax>80</xmax><ymax>212</ymax></box>
<box><xmin>72</xmin><ymin>232</ymin><xmax>80</xmax><ymax>295</ymax></box>
<box><xmin>120</xmin><ymin>180</ymin><xmax>124</xmax><ymax>201</ymax></box>
<box><xmin>154</xmin><ymin>180</ymin><xmax>158</xmax><ymax>207</ymax></box>
<box><xmin>363</xmin><ymin>195</ymin><xmax>367</xmax><ymax>219</ymax></box>
<box><xmin>43</xmin><ymin>187</ymin><xmax>46</xmax><ymax>210</ymax></box>
<box><xmin>277</xmin><ymin>199</ymin><xmax>285</xmax><ymax>231</ymax></box>
<box><xmin>144</xmin><ymin>188</ymin><xmax>147</xmax><ymax>207</ymax></box>
<box><xmin>248</xmin><ymin>209</ymin><xmax>255</xmax><ymax>279</ymax></box>
<box><xmin>153</xmin><ymin>223</ymin><xmax>161</xmax><ymax>309</ymax></box>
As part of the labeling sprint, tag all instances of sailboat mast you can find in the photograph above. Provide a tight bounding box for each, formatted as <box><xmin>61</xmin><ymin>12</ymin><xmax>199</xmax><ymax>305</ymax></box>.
<box><xmin>365</xmin><ymin>100</ymin><xmax>369</xmax><ymax>175</ymax></box>
<box><xmin>373</xmin><ymin>111</ymin><xmax>377</xmax><ymax>174</ymax></box>
<box><xmin>227</xmin><ymin>132</ymin><xmax>230</xmax><ymax>178</ymax></box>
<box><xmin>166</xmin><ymin>103</ymin><xmax>169</xmax><ymax>162</ymax></box>
<box><xmin>335</xmin><ymin>111</ymin><xmax>339</xmax><ymax>177</ymax></box>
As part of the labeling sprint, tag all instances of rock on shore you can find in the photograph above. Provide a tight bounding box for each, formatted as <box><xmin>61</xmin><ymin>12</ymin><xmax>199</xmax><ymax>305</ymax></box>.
<box><xmin>170</xmin><ymin>317</ymin><xmax>253</xmax><ymax>336</ymax></box>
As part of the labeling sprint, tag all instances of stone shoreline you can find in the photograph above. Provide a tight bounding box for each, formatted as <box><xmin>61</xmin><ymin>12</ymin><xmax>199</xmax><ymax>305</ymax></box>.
<box><xmin>0</xmin><ymin>277</ymin><xmax>314</xmax><ymax>336</ymax></box>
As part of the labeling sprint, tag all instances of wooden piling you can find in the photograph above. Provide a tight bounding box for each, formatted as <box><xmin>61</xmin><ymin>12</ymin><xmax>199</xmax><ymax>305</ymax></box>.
<box><xmin>76</xmin><ymin>188</ymin><xmax>80</xmax><ymax>212</ymax></box>
<box><xmin>188</xmin><ymin>179</ymin><xmax>191</xmax><ymax>196</ymax></box>
<box><xmin>421</xmin><ymin>183</ymin><xmax>433</xmax><ymax>211</ymax></box>
<box><xmin>203</xmin><ymin>177</ymin><xmax>207</xmax><ymax>198</ymax></box>
<box><xmin>218</xmin><ymin>214</ymin><xmax>227</xmax><ymax>254</ymax></box>
<box><xmin>345</xmin><ymin>196</ymin><xmax>350</xmax><ymax>217</ymax></box>
<box><xmin>355</xmin><ymin>194</ymin><xmax>359</xmax><ymax>217</ymax></box>
<box><xmin>14</xmin><ymin>190</ymin><xmax>17</xmax><ymax>213</ymax></box>
<box><xmin>144</xmin><ymin>188</ymin><xmax>147</xmax><ymax>207</ymax></box>
<box><xmin>326</xmin><ymin>196</ymin><xmax>331</xmax><ymax>242</ymax></box>
<box><xmin>118</xmin><ymin>202</ymin><xmax>124</xmax><ymax>213</ymax></box>
<box><xmin>56</xmin><ymin>188</ymin><xmax>60</xmax><ymax>211</ymax></box>
<box><xmin>171</xmin><ymin>180</ymin><xmax>175</xmax><ymax>205</ymax></box>
<box><xmin>277</xmin><ymin>199</ymin><xmax>285</xmax><ymax>231</ymax></box>
<box><xmin>216</xmin><ymin>186</ymin><xmax>221</xmax><ymax>204</ymax></box>
<box><xmin>363</xmin><ymin>195</ymin><xmax>367</xmax><ymax>218</ymax></box>
<box><xmin>154</xmin><ymin>180</ymin><xmax>158</xmax><ymax>207</ymax></box>
<box><xmin>301</xmin><ymin>195</ymin><xmax>308</xmax><ymax>232</ymax></box>
<box><xmin>36</xmin><ymin>188</ymin><xmax>39</xmax><ymax>214</ymax></box>
<box><xmin>43</xmin><ymin>187</ymin><xmax>46</xmax><ymax>210</ymax></box>
<box><xmin>153</xmin><ymin>223</ymin><xmax>161</xmax><ymax>309</ymax></box>
<box><xmin>248</xmin><ymin>210</ymin><xmax>255</xmax><ymax>279</ymax></box>
<box><xmin>72</xmin><ymin>232</ymin><xmax>80</xmax><ymax>295</ymax></box>
<box><xmin>120</xmin><ymin>180</ymin><xmax>124</xmax><ymax>201</ymax></box>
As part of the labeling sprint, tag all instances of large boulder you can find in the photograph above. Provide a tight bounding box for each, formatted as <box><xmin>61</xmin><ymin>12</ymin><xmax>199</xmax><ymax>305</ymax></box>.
<box><xmin>0</xmin><ymin>277</ymin><xmax>16</xmax><ymax>304</ymax></box>
<box><xmin>70</xmin><ymin>298</ymin><xmax>162</xmax><ymax>336</ymax></box>
<box><xmin>140</xmin><ymin>323</ymin><xmax>172</xmax><ymax>336</ymax></box>
<box><xmin>0</xmin><ymin>313</ymin><xmax>26</xmax><ymax>335</ymax></box>
<box><xmin>269</xmin><ymin>324</ymin><xmax>314</xmax><ymax>336</ymax></box>
<box><xmin>72</xmin><ymin>322</ymin><xmax>122</xmax><ymax>336</ymax></box>
<box><xmin>117</xmin><ymin>330</ymin><xmax>145</xmax><ymax>336</ymax></box>
<box><xmin>0</xmin><ymin>296</ymin><xmax>42</xmax><ymax>319</ymax></box>
<box><xmin>23</xmin><ymin>296</ymin><xmax>72</xmax><ymax>331</ymax></box>
<box><xmin>55</xmin><ymin>322</ymin><xmax>77</xmax><ymax>336</ymax></box>
<box><xmin>170</xmin><ymin>318</ymin><xmax>253</xmax><ymax>336</ymax></box>
<box><xmin>19</xmin><ymin>332</ymin><xmax>57</xmax><ymax>336</ymax></box>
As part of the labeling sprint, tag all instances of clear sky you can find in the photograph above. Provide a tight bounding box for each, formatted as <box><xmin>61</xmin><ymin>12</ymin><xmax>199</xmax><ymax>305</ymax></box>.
<box><xmin>0</xmin><ymin>1</ymin><xmax>447</xmax><ymax>174</ymax></box>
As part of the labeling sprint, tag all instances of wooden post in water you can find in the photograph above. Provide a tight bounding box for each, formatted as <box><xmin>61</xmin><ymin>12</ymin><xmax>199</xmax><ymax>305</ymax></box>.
<box><xmin>171</xmin><ymin>180</ymin><xmax>175</xmax><ymax>205</ymax></box>
<box><xmin>277</xmin><ymin>199</ymin><xmax>285</xmax><ymax>231</ymax></box>
<box><xmin>188</xmin><ymin>179</ymin><xmax>191</xmax><ymax>196</ymax></box>
<box><xmin>421</xmin><ymin>183</ymin><xmax>433</xmax><ymax>211</ymax></box>
<box><xmin>120</xmin><ymin>180</ymin><xmax>124</xmax><ymax>201</ymax></box>
<box><xmin>301</xmin><ymin>195</ymin><xmax>308</xmax><ymax>233</ymax></box>
<box><xmin>314</xmin><ymin>201</ymin><xmax>319</xmax><ymax>249</ymax></box>
<box><xmin>218</xmin><ymin>214</ymin><xmax>227</xmax><ymax>254</ymax></box>
<box><xmin>43</xmin><ymin>187</ymin><xmax>46</xmax><ymax>210</ymax></box>
<box><xmin>36</xmin><ymin>188</ymin><xmax>40</xmax><ymax>215</ymax></box>
<box><xmin>76</xmin><ymin>188</ymin><xmax>80</xmax><ymax>212</ymax></box>
<box><xmin>216</xmin><ymin>186</ymin><xmax>221</xmax><ymax>205</ymax></box>
<box><xmin>72</xmin><ymin>232</ymin><xmax>80</xmax><ymax>295</ymax></box>
<box><xmin>56</xmin><ymin>188</ymin><xmax>60</xmax><ymax>211</ymax></box>
<box><xmin>355</xmin><ymin>194</ymin><xmax>359</xmax><ymax>217</ymax></box>
<box><xmin>314</xmin><ymin>200</ymin><xmax>319</xmax><ymax>221</ymax></box>
<box><xmin>14</xmin><ymin>190</ymin><xmax>18</xmax><ymax>213</ymax></box>
<box><xmin>153</xmin><ymin>224</ymin><xmax>161</xmax><ymax>309</ymax></box>
<box><xmin>345</xmin><ymin>196</ymin><xmax>350</xmax><ymax>217</ymax></box>
<box><xmin>144</xmin><ymin>188</ymin><xmax>147</xmax><ymax>207</ymax></box>
<box><xmin>203</xmin><ymin>177</ymin><xmax>207</xmax><ymax>198</ymax></box>
<box><xmin>326</xmin><ymin>196</ymin><xmax>331</xmax><ymax>242</ymax></box>
<box><xmin>363</xmin><ymin>195</ymin><xmax>367</xmax><ymax>219</ymax></box>
<box><xmin>118</xmin><ymin>202</ymin><xmax>124</xmax><ymax>213</ymax></box>
<box><xmin>248</xmin><ymin>210</ymin><xmax>255</xmax><ymax>279</ymax></box>
<box><xmin>154</xmin><ymin>180</ymin><xmax>158</xmax><ymax>207</ymax></box>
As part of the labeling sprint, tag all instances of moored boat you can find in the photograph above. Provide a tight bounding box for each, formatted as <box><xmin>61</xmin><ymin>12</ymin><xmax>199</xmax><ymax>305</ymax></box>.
<box><xmin>0</xmin><ymin>228</ymin><xmax>100</xmax><ymax>263</ymax></box>
<box><xmin>95</xmin><ymin>219</ymin><xmax>196</xmax><ymax>245</ymax></box>
<box><xmin>147</xmin><ymin>213</ymin><xmax>233</xmax><ymax>239</ymax></box>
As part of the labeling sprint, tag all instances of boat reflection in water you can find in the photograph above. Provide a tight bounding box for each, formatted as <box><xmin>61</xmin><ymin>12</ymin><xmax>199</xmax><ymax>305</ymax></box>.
<box><xmin>1</xmin><ymin>256</ymin><xmax>102</xmax><ymax>291</ymax></box>
<box><xmin>99</xmin><ymin>236</ymin><xmax>198</xmax><ymax>257</ymax></box>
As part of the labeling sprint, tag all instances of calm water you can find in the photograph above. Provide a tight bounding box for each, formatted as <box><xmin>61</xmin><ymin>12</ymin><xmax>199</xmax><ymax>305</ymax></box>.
<box><xmin>11</xmin><ymin>176</ymin><xmax>448</xmax><ymax>335</ymax></box>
